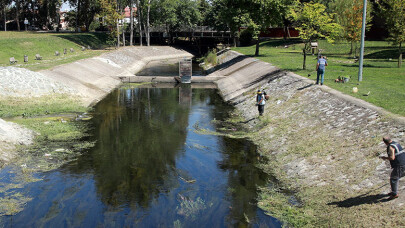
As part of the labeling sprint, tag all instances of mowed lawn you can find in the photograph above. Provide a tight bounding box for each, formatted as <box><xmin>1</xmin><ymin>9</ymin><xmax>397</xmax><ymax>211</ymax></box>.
<box><xmin>233</xmin><ymin>39</ymin><xmax>405</xmax><ymax>116</ymax></box>
<box><xmin>0</xmin><ymin>32</ymin><xmax>109</xmax><ymax>71</ymax></box>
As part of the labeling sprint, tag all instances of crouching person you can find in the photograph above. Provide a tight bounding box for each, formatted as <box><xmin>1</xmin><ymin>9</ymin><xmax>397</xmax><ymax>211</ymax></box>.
<box><xmin>256</xmin><ymin>90</ymin><xmax>267</xmax><ymax>116</ymax></box>
<box><xmin>380</xmin><ymin>136</ymin><xmax>405</xmax><ymax>200</ymax></box>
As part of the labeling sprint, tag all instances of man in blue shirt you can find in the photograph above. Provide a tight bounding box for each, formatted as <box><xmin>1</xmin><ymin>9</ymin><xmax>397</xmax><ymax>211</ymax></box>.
<box><xmin>316</xmin><ymin>56</ymin><xmax>328</xmax><ymax>85</ymax></box>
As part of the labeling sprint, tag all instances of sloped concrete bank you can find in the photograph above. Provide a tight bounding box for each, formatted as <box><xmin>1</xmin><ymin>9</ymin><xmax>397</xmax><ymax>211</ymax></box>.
<box><xmin>214</xmin><ymin>50</ymin><xmax>405</xmax><ymax>226</ymax></box>
<box><xmin>0</xmin><ymin>46</ymin><xmax>193</xmax><ymax>165</ymax></box>
<box><xmin>41</xmin><ymin>46</ymin><xmax>193</xmax><ymax>106</ymax></box>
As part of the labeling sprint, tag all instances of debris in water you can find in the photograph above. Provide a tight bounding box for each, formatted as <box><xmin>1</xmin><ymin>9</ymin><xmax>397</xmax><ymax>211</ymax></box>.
<box><xmin>176</xmin><ymin>196</ymin><xmax>207</xmax><ymax>220</ymax></box>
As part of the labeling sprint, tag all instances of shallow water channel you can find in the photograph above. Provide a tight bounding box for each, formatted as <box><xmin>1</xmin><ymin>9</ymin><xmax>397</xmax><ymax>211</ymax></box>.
<box><xmin>0</xmin><ymin>62</ymin><xmax>282</xmax><ymax>227</ymax></box>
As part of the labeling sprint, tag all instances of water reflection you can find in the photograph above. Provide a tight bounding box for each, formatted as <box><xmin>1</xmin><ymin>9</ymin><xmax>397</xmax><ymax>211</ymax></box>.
<box><xmin>218</xmin><ymin>138</ymin><xmax>269</xmax><ymax>226</ymax></box>
<box><xmin>2</xmin><ymin>86</ymin><xmax>281</xmax><ymax>227</ymax></box>
<box><xmin>72</xmin><ymin>87</ymin><xmax>190</xmax><ymax>208</ymax></box>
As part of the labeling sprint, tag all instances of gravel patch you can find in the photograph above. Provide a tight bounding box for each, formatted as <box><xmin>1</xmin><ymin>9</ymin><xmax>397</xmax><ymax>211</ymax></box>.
<box><xmin>0</xmin><ymin>67</ymin><xmax>77</xmax><ymax>97</ymax></box>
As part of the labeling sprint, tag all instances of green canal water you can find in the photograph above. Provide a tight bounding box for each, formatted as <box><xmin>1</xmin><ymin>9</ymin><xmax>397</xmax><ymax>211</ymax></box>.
<box><xmin>0</xmin><ymin>85</ymin><xmax>281</xmax><ymax>227</ymax></box>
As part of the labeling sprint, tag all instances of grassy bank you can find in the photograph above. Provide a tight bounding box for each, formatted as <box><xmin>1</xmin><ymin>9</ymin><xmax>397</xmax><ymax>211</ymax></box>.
<box><xmin>233</xmin><ymin>39</ymin><xmax>405</xmax><ymax>116</ymax></box>
<box><xmin>0</xmin><ymin>32</ymin><xmax>109</xmax><ymax>71</ymax></box>
<box><xmin>222</xmin><ymin>95</ymin><xmax>404</xmax><ymax>227</ymax></box>
<box><xmin>0</xmin><ymin>94</ymin><xmax>91</xmax><ymax>168</ymax></box>
<box><xmin>0</xmin><ymin>94</ymin><xmax>94</xmax><ymax>215</ymax></box>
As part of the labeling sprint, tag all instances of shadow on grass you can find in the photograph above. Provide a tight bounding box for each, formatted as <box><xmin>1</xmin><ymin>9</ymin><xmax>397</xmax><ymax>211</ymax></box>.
<box><xmin>364</xmin><ymin>46</ymin><xmax>397</xmax><ymax>50</ymax></box>
<box><xmin>328</xmin><ymin>193</ymin><xmax>394</xmax><ymax>208</ymax></box>
<box><xmin>341</xmin><ymin>63</ymin><xmax>392</xmax><ymax>69</ymax></box>
<box><xmin>365</xmin><ymin>49</ymin><xmax>400</xmax><ymax>60</ymax></box>
<box><xmin>55</xmin><ymin>33</ymin><xmax>109</xmax><ymax>50</ymax></box>
<box><xmin>259</xmin><ymin>39</ymin><xmax>302</xmax><ymax>48</ymax></box>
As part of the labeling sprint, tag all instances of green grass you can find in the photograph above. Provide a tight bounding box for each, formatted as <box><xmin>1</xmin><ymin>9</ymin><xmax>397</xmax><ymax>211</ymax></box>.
<box><xmin>0</xmin><ymin>32</ymin><xmax>110</xmax><ymax>71</ymax></box>
<box><xmin>0</xmin><ymin>93</ymin><xmax>90</xmax><ymax>143</ymax></box>
<box><xmin>233</xmin><ymin>39</ymin><xmax>405</xmax><ymax>116</ymax></box>
<box><xmin>13</xmin><ymin>116</ymin><xmax>89</xmax><ymax>142</ymax></box>
<box><xmin>0</xmin><ymin>94</ymin><xmax>88</xmax><ymax>118</ymax></box>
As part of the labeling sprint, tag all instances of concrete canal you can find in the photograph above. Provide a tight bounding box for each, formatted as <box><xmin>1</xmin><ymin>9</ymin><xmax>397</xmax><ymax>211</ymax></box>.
<box><xmin>0</xmin><ymin>62</ymin><xmax>281</xmax><ymax>227</ymax></box>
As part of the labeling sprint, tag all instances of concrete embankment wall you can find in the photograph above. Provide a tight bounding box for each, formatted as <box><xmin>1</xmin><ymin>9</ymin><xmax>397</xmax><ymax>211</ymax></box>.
<box><xmin>214</xmin><ymin>50</ymin><xmax>405</xmax><ymax>217</ymax></box>
<box><xmin>0</xmin><ymin>46</ymin><xmax>193</xmax><ymax>164</ymax></box>
<box><xmin>41</xmin><ymin>46</ymin><xmax>193</xmax><ymax>106</ymax></box>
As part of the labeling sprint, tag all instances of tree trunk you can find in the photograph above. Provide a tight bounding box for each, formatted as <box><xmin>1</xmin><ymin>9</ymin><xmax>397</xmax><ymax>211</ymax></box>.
<box><xmin>76</xmin><ymin>0</ymin><xmax>80</xmax><ymax>32</ymax></box>
<box><xmin>146</xmin><ymin>0</ymin><xmax>150</xmax><ymax>46</ymax></box>
<box><xmin>137</xmin><ymin>0</ymin><xmax>142</xmax><ymax>46</ymax></box>
<box><xmin>350</xmin><ymin>42</ymin><xmax>353</xmax><ymax>55</ymax></box>
<box><xmin>3</xmin><ymin>7</ymin><xmax>6</xmax><ymax>32</ymax></box>
<box><xmin>303</xmin><ymin>43</ymin><xmax>307</xmax><ymax>70</ymax></box>
<box><xmin>116</xmin><ymin>18</ymin><xmax>120</xmax><ymax>48</ymax></box>
<box><xmin>130</xmin><ymin>0</ymin><xmax>134</xmax><ymax>46</ymax></box>
<box><xmin>16</xmin><ymin>0</ymin><xmax>20</xmax><ymax>31</ymax></box>
<box><xmin>123</xmin><ymin>30</ymin><xmax>126</xmax><ymax>46</ymax></box>
<box><xmin>255</xmin><ymin>35</ymin><xmax>260</xmax><ymax>56</ymax></box>
<box><xmin>56</xmin><ymin>6</ymin><xmax>60</xmax><ymax>32</ymax></box>
<box><xmin>399</xmin><ymin>42</ymin><xmax>402</xmax><ymax>68</ymax></box>
<box><xmin>233</xmin><ymin>31</ymin><xmax>237</xmax><ymax>47</ymax></box>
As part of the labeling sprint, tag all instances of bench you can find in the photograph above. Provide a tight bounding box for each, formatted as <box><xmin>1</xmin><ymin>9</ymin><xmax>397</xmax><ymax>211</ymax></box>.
<box><xmin>35</xmin><ymin>54</ymin><xmax>42</xmax><ymax>60</ymax></box>
<box><xmin>55</xmin><ymin>51</ymin><xmax>60</xmax><ymax>56</ymax></box>
<box><xmin>9</xmin><ymin>57</ymin><xmax>18</xmax><ymax>64</ymax></box>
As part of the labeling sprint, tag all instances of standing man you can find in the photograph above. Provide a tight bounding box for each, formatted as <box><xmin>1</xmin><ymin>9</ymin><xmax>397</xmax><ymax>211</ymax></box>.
<box><xmin>380</xmin><ymin>136</ymin><xmax>405</xmax><ymax>200</ymax></box>
<box><xmin>316</xmin><ymin>56</ymin><xmax>328</xmax><ymax>85</ymax></box>
<box><xmin>256</xmin><ymin>90</ymin><xmax>266</xmax><ymax>116</ymax></box>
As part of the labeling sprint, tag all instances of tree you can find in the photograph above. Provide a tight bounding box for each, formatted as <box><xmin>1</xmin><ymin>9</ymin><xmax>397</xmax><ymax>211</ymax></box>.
<box><xmin>151</xmin><ymin>0</ymin><xmax>200</xmax><ymax>44</ymax></box>
<box><xmin>100</xmin><ymin>0</ymin><xmax>122</xmax><ymax>47</ymax></box>
<box><xmin>67</xmin><ymin>0</ymin><xmax>101</xmax><ymax>31</ymax></box>
<box><xmin>176</xmin><ymin>0</ymin><xmax>200</xmax><ymax>29</ymax></box>
<box><xmin>343</xmin><ymin>1</ymin><xmax>372</xmax><ymax>56</ymax></box>
<box><xmin>209</xmin><ymin>0</ymin><xmax>248</xmax><ymax>47</ymax></box>
<box><xmin>1</xmin><ymin>0</ymin><xmax>11</xmax><ymax>31</ymax></box>
<box><xmin>327</xmin><ymin>0</ymin><xmax>372</xmax><ymax>56</ymax></box>
<box><xmin>289</xmin><ymin>2</ymin><xmax>342</xmax><ymax>69</ymax></box>
<box><xmin>146</xmin><ymin>0</ymin><xmax>151</xmax><ymax>46</ymax></box>
<box><xmin>15</xmin><ymin>0</ymin><xmax>21</xmax><ymax>31</ymax></box>
<box><xmin>129</xmin><ymin>0</ymin><xmax>134</xmax><ymax>45</ymax></box>
<box><xmin>380</xmin><ymin>0</ymin><xmax>405</xmax><ymax>68</ymax></box>
<box><xmin>248</xmin><ymin>0</ymin><xmax>295</xmax><ymax>56</ymax></box>
<box><xmin>136</xmin><ymin>0</ymin><xmax>143</xmax><ymax>46</ymax></box>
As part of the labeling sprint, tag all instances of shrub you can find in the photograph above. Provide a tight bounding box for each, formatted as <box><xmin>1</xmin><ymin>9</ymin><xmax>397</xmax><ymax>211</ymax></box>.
<box><xmin>204</xmin><ymin>49</ymin><xmax>217</xmax><ymax>66</ymax></box>
<box><xmin>240</xmin><ymin>29</ymin><xmax>254</xmax><ymax>46</ymax></box>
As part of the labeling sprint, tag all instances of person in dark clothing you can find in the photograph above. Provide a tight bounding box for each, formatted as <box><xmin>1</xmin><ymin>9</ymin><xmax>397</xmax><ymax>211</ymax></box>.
<box><xmin>380</xmin><ymin>136</ymin><xmax>405</xmax><ymax>200</ymax></box>
<box><xmin>256</xmin><ymin>90</ymin><xmax>267</xmax><ymax>116</ymax></box>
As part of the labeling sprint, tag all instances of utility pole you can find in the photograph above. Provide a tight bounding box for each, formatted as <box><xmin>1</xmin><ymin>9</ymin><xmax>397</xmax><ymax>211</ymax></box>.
<box><xmin>358</xmin><ymin>0</ymin><xmax>367</xmax><ymax>82</ymax></box>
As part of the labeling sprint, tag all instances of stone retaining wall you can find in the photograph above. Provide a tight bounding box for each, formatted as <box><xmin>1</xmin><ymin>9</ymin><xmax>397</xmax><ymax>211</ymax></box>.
<box><xmin>214</xmin><ymin>50</ymin><xmax>405</xmax><ymax>223</ymax></box>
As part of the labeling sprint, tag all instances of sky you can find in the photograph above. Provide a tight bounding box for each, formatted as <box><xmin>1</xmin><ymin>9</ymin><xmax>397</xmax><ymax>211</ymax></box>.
<box><xmin>61</xmin><ymin>2</ymin><xmax>72</xmax><ymax>11</ymax></box>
